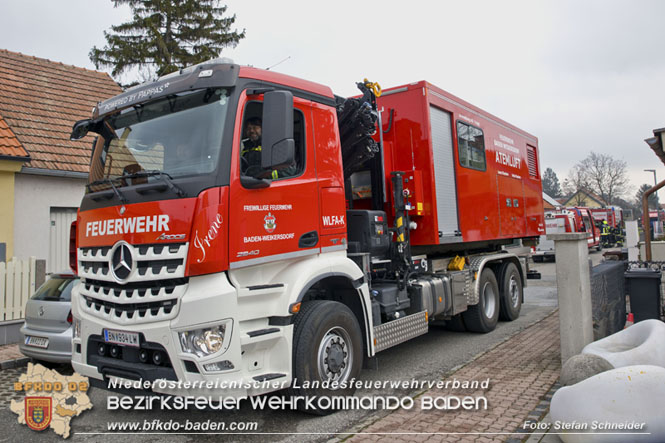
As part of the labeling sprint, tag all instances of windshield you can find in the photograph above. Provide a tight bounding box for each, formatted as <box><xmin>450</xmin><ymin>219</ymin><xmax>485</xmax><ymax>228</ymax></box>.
<box><xmin>88</xmin><ymin>88</ymin><xmax>230</xmax><ymax>190</ymax></box>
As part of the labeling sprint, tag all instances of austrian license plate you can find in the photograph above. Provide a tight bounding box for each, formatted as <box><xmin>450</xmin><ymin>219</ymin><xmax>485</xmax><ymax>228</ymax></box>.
<box><xmin>103</xmin><ymin>329</ymin><xmax>140</xmax><ymax>347</ymax></box>
<box><xmin>25</xmin><ymin>336</ymin><xmax>49</xmax><ymax>348</ymax></box>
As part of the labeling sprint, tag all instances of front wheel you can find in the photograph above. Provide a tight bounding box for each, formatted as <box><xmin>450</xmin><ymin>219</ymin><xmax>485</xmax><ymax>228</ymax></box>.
<box><xmin>462</xmin><ymin>268</ymin><xmax>500</xmax><ymax>333</ymax></box>
<box><xmin>289</xmin><ymin>300</ymin><xmax>363</xmax><ymax>413</ymax></box>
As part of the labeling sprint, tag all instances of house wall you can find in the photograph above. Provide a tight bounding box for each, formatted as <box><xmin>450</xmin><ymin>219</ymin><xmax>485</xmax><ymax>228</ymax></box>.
<box><xmin>13</xmin><ymin>173</ymin><xmax>85</xmax><ymax>272</ymax></box>
<box><xmin>0</xmin><ymin>159</ymin><xmax>23</xmax><ymax>259</ymax></box>
<box><xmin>563</xmin><ymin>192</ymin><xmax>604</xmax><ymax>208</ymax></box>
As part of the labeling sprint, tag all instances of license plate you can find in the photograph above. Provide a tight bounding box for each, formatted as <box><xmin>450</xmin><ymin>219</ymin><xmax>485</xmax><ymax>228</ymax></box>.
<box><xmin>25</xmin><ymin>336</ymin><xmax>49</xmax><ymax>348</ymax></box>
<box><xmin>103</xmin><ymin>329</ymin><xmax>140</xmax><ymax>347</ymax></box>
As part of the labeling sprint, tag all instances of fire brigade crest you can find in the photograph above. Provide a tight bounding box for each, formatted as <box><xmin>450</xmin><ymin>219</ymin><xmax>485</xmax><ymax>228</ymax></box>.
<box><xmin>264</xmin><ymin>212</ymin><xmax>276</xmax><ymax>233</ymax></box>
<box><xmin>25</xmin><ymin>397</ymin><xmax>52</xmax><ymax>431</ymax></box>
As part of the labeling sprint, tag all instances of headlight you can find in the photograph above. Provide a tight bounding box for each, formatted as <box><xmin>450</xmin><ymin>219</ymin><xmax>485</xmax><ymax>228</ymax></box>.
<box><xmin>178</xmin><ymin>321</ymin><xmax>231</xmax><ymax>357</ymax></box>
<box><xmin>73</xmin><ymin>318</ymin><xmax>81</xmax><ymax>339</ymax></box>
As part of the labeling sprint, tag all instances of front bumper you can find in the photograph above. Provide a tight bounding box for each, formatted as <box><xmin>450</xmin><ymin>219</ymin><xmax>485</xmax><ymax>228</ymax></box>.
<box><xmin>72</xmin><ymin>272</ymin><xmax>293</xmax><ymax>397</ymax></box>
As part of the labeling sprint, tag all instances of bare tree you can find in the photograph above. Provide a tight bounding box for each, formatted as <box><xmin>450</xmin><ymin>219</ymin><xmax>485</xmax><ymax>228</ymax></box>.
<box><xmin>562</xmin><ymin>163</ymin><xmax>589</xmax><ymax>205</ymax></box>
<box><xmin>580</xmin><ymin>152</ymin><xmax>629</xmax><ymax>205</ymax></box>
<box><xmin>564</xmin><ymin>152</ymin><xmax>629</xmax><ymax>206</ymax></box>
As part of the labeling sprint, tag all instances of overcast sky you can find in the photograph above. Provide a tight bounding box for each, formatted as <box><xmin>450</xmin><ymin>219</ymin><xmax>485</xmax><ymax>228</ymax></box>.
<box><xmin>2</xmin><ymin>0</ymin><xmax>665</xmax><ymax>201</ymax></box>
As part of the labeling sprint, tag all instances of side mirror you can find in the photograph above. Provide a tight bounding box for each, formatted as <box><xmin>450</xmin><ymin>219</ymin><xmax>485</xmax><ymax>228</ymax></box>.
<box><xmin>261</xmin><ymin>91</ymin><xmax>295</xmax><ymax>171</ymax></box>
<box><xmin>70</xmin><ymin>119</ymin><xmax>93</xmax><ymax>140</ymax></box>
<box><xmin>240</xmin><ymin>175</ymin><xmax>271</xmax><ymax>189</ymax></box>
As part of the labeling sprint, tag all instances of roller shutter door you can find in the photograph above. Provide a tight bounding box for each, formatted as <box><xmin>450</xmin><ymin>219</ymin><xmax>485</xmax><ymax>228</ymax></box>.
<box><xmin>430</xmin><ymin>106</ymin><xmax>460</xmax><ymax>239</ymax></box>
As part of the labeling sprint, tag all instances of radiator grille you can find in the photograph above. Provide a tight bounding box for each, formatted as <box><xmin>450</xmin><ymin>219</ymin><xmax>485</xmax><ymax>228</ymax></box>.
<box><xmin>78</xmin><ymin>242</ymin><xmax>189</xmax><ymax>324</ymax></box>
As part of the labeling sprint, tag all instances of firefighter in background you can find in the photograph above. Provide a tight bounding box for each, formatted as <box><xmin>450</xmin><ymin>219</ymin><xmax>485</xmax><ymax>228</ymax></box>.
<box><xmin>611</xmin><ymin>223</ymin><xmax>625</xmax><ymax>247</ymax></box>
<box><xmin>600</xmin><ymin>220</ymin><xmax>614</xmax><ymax>248</ymax></box>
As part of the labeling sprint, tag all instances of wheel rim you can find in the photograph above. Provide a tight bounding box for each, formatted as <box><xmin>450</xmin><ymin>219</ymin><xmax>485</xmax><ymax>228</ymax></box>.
<box><xmin>482</xmin><ymin>281</ymin><xmax>497</xmax><ymax>318</ymax></box>
<box><xmin>508</xmin><ymin>275</ymin><xmax>520</xmax><ymax>308</ymax></box>
<box><xmin>317</xmin><ymin>326</ymin><xmax>353</xmax><ymax>383</ymax></box>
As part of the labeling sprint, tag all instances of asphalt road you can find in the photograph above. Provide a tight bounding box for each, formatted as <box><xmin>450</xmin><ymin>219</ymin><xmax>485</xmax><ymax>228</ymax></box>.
<box><xmin>0</xmin><ymin>251</ymin><xmax>607</xmax><ymax>443</ymax></box>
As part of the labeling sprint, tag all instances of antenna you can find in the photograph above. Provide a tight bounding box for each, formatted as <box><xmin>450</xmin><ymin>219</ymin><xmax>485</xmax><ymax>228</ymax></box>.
<box><xmin>266</xmin><ymin>56</ymin><xmax>291</xmax><ymax>71</ymax></box>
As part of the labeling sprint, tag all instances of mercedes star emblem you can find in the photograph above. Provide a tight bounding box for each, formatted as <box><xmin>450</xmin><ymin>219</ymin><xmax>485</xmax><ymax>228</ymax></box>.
<box><xmin>110</xmin><ymin>242</ymin><xmax>134</xmax><ymax>282</ymax></box>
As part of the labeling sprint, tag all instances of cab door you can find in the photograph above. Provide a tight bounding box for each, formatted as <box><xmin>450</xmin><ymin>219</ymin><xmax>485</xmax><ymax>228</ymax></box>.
<box><xmin>228</xmin><ymin>92</ymin><xmax>320</xmax><ymax>269</ymax></box>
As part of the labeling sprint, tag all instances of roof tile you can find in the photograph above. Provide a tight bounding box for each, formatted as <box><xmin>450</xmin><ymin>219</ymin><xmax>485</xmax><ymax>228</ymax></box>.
<box><xmin>0</xmin><ymin>114</ymin><xmax>29</xmax><ymax>158</ymax></box>
<box><xmin>0</xmin><ymin>49</ymin><xmax>122</xmax><ymax>171</ymax></box>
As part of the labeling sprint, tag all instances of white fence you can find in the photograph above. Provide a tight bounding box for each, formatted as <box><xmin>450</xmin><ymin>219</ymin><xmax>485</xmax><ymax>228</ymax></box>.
<box><xmin>0</xmin><ymin>257</ymin><xmax>36</xmax><ymax>321</ymax></box>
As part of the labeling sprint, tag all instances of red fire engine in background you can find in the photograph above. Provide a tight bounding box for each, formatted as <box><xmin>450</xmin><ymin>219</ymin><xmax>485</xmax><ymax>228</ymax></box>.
<box><xmin>533</xmin><ymin>207</ymin><xmax>601</xmax><ymax>261</ymax></box>
<box><xmin>590</xmin><ymin>207</ymin><xmax>624</xmax><ymax>229</ymax></box>
<box><xmin>68</xmin><ymin>59</ymin><xmax>544</xmax><ymax>408</ymax></box>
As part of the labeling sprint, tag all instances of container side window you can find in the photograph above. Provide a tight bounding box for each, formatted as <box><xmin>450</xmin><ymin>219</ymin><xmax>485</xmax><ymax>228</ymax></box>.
<box><xmin>456</xmin><ymin>121</ymin><xmax>486</xmax><ymax>171</ymax></box>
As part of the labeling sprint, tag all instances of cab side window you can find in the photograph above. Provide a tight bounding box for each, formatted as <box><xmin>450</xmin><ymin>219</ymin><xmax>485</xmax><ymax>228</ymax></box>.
<box><xmin>241</xmin><ymin>101</ymin><xmax>305</xmax><ymax>180</ymax></box>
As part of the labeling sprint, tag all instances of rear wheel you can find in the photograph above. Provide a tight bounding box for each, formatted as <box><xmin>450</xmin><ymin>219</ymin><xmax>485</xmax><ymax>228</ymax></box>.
<box><xmin>462</xmin><ymin>268</ymin><xmax>500</xmax><ymax>332</ymax></box>
<box><xmin>289</xmin><ymin>300</ymin><xmax>363</xmax><ymax>414</ymax></box>
<box><xmin>498</xmin><ymin>262</ymin><xmax>522</xmax><ymax>321</ymax></box>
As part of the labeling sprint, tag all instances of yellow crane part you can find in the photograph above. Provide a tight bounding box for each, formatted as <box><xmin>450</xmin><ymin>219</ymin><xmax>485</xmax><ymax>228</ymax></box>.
<box><xmin>363</xmin><ymin>78</ymin><xmax>382</xmax><ymax>97</ymax></box>
<box><xmin>448</xmin><ymin>255</ymin><xmax>465</xmax><ymax>271</ymax></box>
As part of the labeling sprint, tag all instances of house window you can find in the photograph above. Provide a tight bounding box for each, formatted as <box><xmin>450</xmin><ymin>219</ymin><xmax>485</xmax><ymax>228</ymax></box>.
<box><xmin>456</xmin><ymin>121</ymin><xmax>486</xmax><ymax>171</ymax></box>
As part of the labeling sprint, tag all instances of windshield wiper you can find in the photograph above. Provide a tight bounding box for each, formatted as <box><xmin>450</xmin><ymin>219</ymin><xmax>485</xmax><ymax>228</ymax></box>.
<box><xmin>86</xmin><ymin>177</ymin><xmax>128</xmax><ymax>203</ymax></box>
<box><xmin>122</xmin><ymin>170</ymin><xmax>187</xmax><ymax>198</ymax></box>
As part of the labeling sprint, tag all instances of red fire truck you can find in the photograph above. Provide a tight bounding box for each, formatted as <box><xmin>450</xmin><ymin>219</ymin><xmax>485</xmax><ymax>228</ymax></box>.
<box><xmin>68</xmin><ymin>59</ymin><xmax>544</xmax><ymax>406</ymax></box>
<box><xmin>572</xmin><ymin>207</ymin><xmax>602</xmax><ymax>250</ymax></box>
<box><xmin>590</xmin><ymin>207</ymin><xmax>623</xmax><ymax>229</ymax></box>
<box><xmin>533</xmin><ymin>207</ymin><xmax>600</xmax><ymax>261</ymax></box>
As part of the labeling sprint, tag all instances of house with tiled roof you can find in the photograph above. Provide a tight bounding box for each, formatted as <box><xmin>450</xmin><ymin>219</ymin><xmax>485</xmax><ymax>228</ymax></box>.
<box><xmin>562</xmin><ymin>188</ymin><xmax>606</xmax><ymax>208</ymax></box>
<box><xmin>542</xmin><ymin>192</ymin><xmax>561</xmax><ymax>211</ymax></box>
<box><xmin>0</xmin><ymin>49</ymin><xmax>121</xmax><ymax>271</ymax></box>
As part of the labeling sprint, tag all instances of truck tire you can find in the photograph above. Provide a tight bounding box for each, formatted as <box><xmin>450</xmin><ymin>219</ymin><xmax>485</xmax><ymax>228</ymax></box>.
<box><xmin>462</xmin><ymin>268</ymin><xmax>500</xmax><ymax>333</ymax></box>
<box><xmin>498</xmin><ymin>262</ymin><xmax>522</xmax><ymax>321</ymax></box>
<box><xmin>289</xmin><ymin>300</ymin><xmax>363</xmax><ymax>414</ymax></box>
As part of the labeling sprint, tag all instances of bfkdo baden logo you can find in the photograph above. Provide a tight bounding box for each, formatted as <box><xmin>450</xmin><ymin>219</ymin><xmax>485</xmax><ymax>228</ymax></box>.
<box><xmin>25</xmin><ymin>397</ymin><xmax>52</xmax><ymax>431</ymax></box>
<box><xmin>11</xmin><ymin>363</ymin><xmax>92</xmax><ymax>438</ymax></box>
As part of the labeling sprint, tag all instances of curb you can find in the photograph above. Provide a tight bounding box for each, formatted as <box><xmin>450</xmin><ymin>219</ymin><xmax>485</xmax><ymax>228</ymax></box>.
<box><xmin>0</xmin><ymin>357</ymin><xmax>31</xmax><ymax>370</ymax></box>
